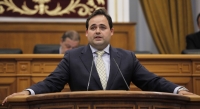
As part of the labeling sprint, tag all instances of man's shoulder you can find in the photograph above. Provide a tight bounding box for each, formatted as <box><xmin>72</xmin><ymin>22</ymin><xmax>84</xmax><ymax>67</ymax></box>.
<box><xmin>113</xmin><ymin>47</ymin><xmax>134</xmax><ymax>55</ymax></box>
<box><xmin>186</xmin><ymin>31</ymin><xmax>200</xmax><ymax>38</ymax></box>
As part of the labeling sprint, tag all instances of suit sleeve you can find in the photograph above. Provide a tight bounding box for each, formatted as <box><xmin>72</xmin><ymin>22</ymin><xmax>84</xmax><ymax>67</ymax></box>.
<box><xmin>29</xmin><ymin>52</ymin><xmax>70</xmax><ymax>94</ymax></box>
<box><xmin>186</xmin><ymin>35</ymin><xmax>196</xmax><ymax>49</ymax></box>
<box><xmin>130</xmin><ymin>52</ymin><xmax>178</xmax><ymax>93</ymax></box>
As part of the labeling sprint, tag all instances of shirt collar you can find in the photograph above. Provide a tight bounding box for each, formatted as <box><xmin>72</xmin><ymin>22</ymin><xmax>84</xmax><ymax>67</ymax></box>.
<box><xmin>89</xmin><ymin>44</ymin><xmax>110</xmax><ymax>54</ymax></box>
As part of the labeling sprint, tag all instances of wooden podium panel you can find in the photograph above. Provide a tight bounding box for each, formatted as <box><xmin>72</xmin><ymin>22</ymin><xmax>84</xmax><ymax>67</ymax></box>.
<box><xmin>1</xmin><ymin>54</ymin><xmax>200</xmax><ymax>109</ymax></box>
<box><xmin>0</xmin><ymin>22</ymin><xmax>135</xmax><ymax>53</ymax></box>
<box><xmin>5</xmin><ymin>91</ymin><xmax>200</xmax><ymax>109</ymax></box>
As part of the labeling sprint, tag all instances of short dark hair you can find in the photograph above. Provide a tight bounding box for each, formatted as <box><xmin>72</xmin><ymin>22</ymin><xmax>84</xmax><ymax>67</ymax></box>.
<box><xmin>197</xmin><ymin>13</ymin><xmax>200</xmax><ymax>25</ymax></box>
<box><xmin>86</xmin><ymin>8</ymin><xmax>113</xmax><ymax>30</ymax></box>
<box><xmin>61</xmin><ymin>30</ymin><xmax>80</xmax><ymax>42</ymax></box>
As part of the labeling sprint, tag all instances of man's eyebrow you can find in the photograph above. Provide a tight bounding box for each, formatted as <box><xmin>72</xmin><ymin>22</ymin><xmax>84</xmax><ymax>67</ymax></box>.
<box><xmin>99</xmin><ymin>24</ymin><xmax>106</xmax><ymax>26</ymax></box>
<box><xmin>90</xmin><ymin>24</ymin><xmax>96</xmax><ymax>27</ymax></box>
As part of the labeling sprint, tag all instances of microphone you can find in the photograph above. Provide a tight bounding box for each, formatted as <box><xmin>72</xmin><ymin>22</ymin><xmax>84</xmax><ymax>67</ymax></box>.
<box><xmin>113</xmin><ymin>58</ymin><xmax>130</xmax><ymax>90</ymax></box>
<box><xmin>87</xmin><ymin>56</ymin><xmax>95</xmax><ymax>91</ymax></box>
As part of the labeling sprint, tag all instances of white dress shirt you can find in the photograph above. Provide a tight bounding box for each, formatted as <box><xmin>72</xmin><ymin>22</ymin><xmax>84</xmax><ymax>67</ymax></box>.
<box><xmin>89</xmin><ymin>44</ymin><xmax>110</xmax><ymax>81</ymax></box>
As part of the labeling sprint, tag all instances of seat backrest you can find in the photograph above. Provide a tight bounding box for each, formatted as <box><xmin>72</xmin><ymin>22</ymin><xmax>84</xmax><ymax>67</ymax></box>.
<box><xmin>33</xmin><ymin>44</ymin><xmax>60</xmax><ymax>54</ymax></box>
<box><xmin>0</xmin><ymin>48</ymin><xmax>23</xmax><ymax>54</ymax></box>
<box><xmin>181</xmin><ymin>49</ymin><xmax>200</xmax><ymax>54</ymax></box>
<box><xmin>133</xmin><ymin>51</ymin><xmax>152</xmax><ymax>54</ymax></box>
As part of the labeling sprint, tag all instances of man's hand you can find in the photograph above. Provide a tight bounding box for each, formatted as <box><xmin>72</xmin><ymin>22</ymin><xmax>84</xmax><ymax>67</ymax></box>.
<box><xmin>178</xmin><ymin>90</ymin><xmax>193</xmax><ymax>95</ymax></box>
<box><xmin>2</xmin><ymin>90</ymin><xmax>30</xmax><ymax>106</ymax></box>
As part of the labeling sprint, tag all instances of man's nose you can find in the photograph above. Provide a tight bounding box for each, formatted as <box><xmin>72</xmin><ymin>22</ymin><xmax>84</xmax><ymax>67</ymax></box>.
<box><xmin>95</xmin><ymin>28</ymin><xmax>100</xmax><ymax>33</ymax></box>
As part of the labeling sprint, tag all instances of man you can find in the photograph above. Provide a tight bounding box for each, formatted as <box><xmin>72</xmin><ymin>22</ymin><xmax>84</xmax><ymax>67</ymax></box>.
<box><xmin>53</xmin><ymin>30</ymin><xmax>80</xmax><ymax>54</ymax></box>
<box><xmin>186</xmin><ymin>13</ymin><xmax>200</xmax><ymax>49</ymax></box>
<box><xmin>2</xmin><ymin>8</ymin><xmax>193</xmax><ymax>105</ymax></box>
<box><xmin>34</xmin><ymin>30</ymin><xmax>80</xmax><ymax>54</ymax></box>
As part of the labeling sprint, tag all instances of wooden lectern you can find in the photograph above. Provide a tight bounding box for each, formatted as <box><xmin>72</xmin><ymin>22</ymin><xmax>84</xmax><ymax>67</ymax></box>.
<box><xmin>6</xmin><ymin>91</ymin><xmax>200</xmax><ymax>109</ymax></box>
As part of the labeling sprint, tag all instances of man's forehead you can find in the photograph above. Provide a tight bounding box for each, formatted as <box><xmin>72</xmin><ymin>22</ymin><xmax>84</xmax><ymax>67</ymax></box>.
<box><xmin>63</xmin><ymin>40</ymin><xmax>79</xmax><ymax>47</ymax></box>
<box><xmin>63</xmin><ymin>38</ymin><xmax>78</xmax><ymax>43</ymax></box>
<box><xmin>89</xmin><ymin>15</ymin><xmax>107</xmax><ymax>21</ymax></box>
<box><xmin>89</xmin><ymin>20</ymin><xmax>108</xmax><ymax>26</ymax></box>
<box><xmin>90</xmin><ymin>24</ymin><xmax>106</xmax><ymax>26</ymax></box>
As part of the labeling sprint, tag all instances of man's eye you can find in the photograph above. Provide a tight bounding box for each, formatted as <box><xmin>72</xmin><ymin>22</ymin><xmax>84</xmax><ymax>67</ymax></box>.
<box><xmin>100</xmin><ymin>26</ymin><xmax>106</xmax><ymax>30</ymax></box>
<box><xmin>66</xmin><ymin>45</ymin><xmax>71</xmax><ymax>48</ymax></box>
<box><xmin>90</xmin><ymin>27</ymin><xmax>96</xmax><ymax>30</ymax></box>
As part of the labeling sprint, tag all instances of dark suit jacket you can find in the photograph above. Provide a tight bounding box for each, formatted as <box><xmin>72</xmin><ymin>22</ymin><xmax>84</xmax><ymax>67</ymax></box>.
<box><xmin>30</xmin><ymin>45</ymin><xmax>178</xmax><ymax>94</ymax></box>
<box><xmin>186</xmin><ymin>31</ymin><xmax>200</xmax><ymax>49</ymax></box>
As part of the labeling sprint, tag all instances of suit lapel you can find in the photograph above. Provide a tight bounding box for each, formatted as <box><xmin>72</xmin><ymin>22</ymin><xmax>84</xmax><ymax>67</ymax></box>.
<box><xmin>106</xmin><ymin>47</ymin><xmax>121</xmax><ymax>89</ymax></box>
<box><xmin>79</xmin><ymin>45</ymin><xmax>102</xmax><ymax>89</ymax></box>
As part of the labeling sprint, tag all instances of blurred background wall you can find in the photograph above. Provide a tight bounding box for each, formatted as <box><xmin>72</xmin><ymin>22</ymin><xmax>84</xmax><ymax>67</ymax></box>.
<box><xmin>0</xmin><ymin>0</ymin><xmax>199</xmax><ymax>54</ymax></box>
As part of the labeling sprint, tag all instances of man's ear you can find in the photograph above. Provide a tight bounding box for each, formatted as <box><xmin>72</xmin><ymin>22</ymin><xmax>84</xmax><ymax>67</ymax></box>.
<box><xmin>60</xmin><ymin>39</ymin><xmax>63</xmax><ymax>45</ymax></box>
<box><xmin>198</xmin><ymin>24</ymin><xmax>200</xmax><ymax>30</ymax></box>
<box><xmin>111</xmin><ymin>28</ymin><xmax>114</xmax><ymax>36</ymax></box>
<box><xmin>86</xmin><ymin>29</ymin><xmax>88</xmax><ymax>36</ymax></box>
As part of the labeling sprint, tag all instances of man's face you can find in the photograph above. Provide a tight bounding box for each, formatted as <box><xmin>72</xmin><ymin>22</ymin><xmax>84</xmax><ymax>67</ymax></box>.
<box><xmin>60</xmin><ymin>38</ymin><xmax>79</xmax><ymax>54</ymax></box>
<box><xmin>86</xmin><ymin>15</ymin><xmax>114</xmax><ymax>50</ymax></box>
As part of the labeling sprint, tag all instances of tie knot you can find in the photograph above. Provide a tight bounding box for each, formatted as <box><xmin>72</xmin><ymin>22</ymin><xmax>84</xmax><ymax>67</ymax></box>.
<box><xmin>96</xmin><ymin>51</ymin><xmax>104</xmax><ymax>57</ymax></box>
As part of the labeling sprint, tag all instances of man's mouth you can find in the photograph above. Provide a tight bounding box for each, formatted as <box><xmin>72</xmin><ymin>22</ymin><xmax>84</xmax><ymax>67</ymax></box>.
<box><xmin>94</xmin><ymin>36</ymin><xmax>102</xmax><ymax>40</ymax></box>
<box><xmin>95</xmin><ymin>36</ymin><xmax>102</xmax><ymax>38</ymax></box>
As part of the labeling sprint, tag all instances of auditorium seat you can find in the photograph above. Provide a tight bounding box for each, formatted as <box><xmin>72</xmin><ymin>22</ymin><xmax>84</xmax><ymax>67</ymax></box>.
<box><xmin>33</xmin><ymin>44</ymin><xmax>60</xmax><ymax>54</ymax></box>
<box><xmin>181</xmin><ymin>49</ymin><xmax>200</xmax><ymax>54</ymax></box>
<box><xmin>133</xmin><ymin>51</ymin><xmax>152</xmax><ymax>54</ymax></box>
<box><xmin>0</xmin><ymin>48</ymin><xmax>23</xmax><ymax>54</ymax></box>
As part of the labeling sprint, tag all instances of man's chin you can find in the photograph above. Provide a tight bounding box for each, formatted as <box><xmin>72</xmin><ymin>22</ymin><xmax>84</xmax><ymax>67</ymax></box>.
<box><xmin>94</xmin><ymin>42</ymin><xmax>104</xmax><ymax>46</ymax></box>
